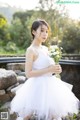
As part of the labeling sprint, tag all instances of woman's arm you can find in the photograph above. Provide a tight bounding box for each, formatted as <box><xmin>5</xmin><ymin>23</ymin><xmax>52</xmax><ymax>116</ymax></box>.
<box><xmin>25</xmin><ymin>48</ymin><xmax>62</xmax><ymax>78</ymax></box>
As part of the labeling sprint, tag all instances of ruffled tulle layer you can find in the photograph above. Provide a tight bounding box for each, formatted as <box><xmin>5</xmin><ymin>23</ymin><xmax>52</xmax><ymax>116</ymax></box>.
<box><xmin>11</xmin><ymin>75</ymin><xmax>79</xmax><ymax>120</ymax></box>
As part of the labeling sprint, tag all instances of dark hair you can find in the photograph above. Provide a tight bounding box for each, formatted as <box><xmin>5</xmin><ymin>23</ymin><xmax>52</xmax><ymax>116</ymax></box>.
<box><xmin>31</xmin><ymin>19</ymin><xmax>50</xmax><ymax>39</ymax></box>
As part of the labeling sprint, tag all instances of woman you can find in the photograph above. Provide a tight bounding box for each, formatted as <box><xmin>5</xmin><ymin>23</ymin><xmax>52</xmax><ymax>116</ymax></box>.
<box><xmin>11</xmin><ymin>19</ymin><xmax>79</xmax><ymax>120</ymax></box>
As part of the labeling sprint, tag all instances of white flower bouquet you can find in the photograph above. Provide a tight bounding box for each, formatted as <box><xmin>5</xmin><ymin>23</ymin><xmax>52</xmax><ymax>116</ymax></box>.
<box><xmin>49</xmin><ymin>45</ymin><xmax>62</xmax><ymax>63</ymax></box>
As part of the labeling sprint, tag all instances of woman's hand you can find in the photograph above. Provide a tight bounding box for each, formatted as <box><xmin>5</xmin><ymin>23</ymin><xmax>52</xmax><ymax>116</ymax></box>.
<box><xmin>48</xmin><ymin>64</ymin><xmax>62</xmax><ymax>74</ymax></box>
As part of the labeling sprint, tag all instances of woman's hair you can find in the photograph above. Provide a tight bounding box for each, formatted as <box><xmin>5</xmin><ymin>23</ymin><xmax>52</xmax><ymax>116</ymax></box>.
<box><xmin>31</xmin><ymin>19</ymin><xmax>50</xmax><ymax>39</ymax></box>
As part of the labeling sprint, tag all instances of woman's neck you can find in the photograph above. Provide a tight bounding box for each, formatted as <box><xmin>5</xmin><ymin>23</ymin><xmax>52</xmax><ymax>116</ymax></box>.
<box><xmin>32</xmin><ymin>39</ymin><xmax>42</xmax><ymax>47</ymax></box>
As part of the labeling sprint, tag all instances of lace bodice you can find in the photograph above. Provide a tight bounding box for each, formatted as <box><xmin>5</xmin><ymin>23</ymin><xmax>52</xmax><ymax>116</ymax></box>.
<box><xmin>32</xmin><ymin>46</ymin><xmax>55</xmax><ymax>70</ymax></box>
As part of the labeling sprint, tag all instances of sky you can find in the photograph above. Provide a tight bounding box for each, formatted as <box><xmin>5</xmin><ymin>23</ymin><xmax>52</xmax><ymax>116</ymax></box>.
<box><xmin>65</xmin><ymin>4</ymin><xmax>80</xmax><ymax>20</ymax></box>
<box><xmin>0</xmin><ymin>0</ymin><xmax>80</xmax><ymax>20</ymax></box>
<box><xmin>0</xmin><ymin>0</ymin><xmax>39</xmax><ymax>9</ymax></box>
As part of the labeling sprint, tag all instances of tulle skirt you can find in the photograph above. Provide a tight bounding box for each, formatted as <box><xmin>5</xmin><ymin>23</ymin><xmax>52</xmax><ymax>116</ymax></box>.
<box><xmin>11</xmin><ymin>75</ymin><xmax>79</xmax><ymax>120</ymax></box>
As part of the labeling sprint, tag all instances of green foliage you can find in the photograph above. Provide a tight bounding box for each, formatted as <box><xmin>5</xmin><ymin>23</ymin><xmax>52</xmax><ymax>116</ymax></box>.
<box><xmin>61</xmin><ymin>112</ymin><xmax>80</xmax><ymax>120</ymax></box>
<box><xmin>4</xmin><ymin>41</ymin><xmax>18</xmax><ymax>52</ymax></box>
<box><xmin>0</xmin><ymin>46</ymin><xmax>25</xmax><ymax>56</ymax></box>
<box><xmin>0</xmin><ymin>13</ymin><xmax>11</xmax><ymax>47</ymax></box>
<box><xmin>13</xmin><ymin>10</ymin><xmax>33</xmax><ymax>25</ymax></box>
<box><xmin>9</xmin><ymin>18</ymin><xmax>24</xmax><ymax>46</ymax></box>
<box><xmin>0</xmin><ymin>0</ymin><xmax>80</xmax><ymax>55</ymax></box>
<box><xmin>0</xmin><ymin>14</ymin><xmax>7</xmax><ymax>28</ymax></box>
<box><xmin>9</xmin><ymin>11</ymin><xmax>34</xmax><ymax>49</ymax></box>
<box><xmin>0</xmin><ymin>14</ymin><xmax>7</xmax><ymax>41</ymax></box>
<box><xmin>60</xmin><ymin>23</ymin><xmax>80</xmax><ymax>54</ymax></box>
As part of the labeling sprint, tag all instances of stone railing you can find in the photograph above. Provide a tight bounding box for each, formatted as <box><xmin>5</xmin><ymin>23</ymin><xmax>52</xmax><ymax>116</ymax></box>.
<box><xmin>62</xmin><ymin>54</ymin><xmax>80</xmax><ymax>60</ymax></box>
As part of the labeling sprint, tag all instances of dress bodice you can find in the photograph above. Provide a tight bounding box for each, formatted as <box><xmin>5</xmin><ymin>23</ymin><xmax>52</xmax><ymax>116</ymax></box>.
<box><xmin>32</xmin><ymin>46</ymin><xmax>55</xmax><ymax>70</ymax></box>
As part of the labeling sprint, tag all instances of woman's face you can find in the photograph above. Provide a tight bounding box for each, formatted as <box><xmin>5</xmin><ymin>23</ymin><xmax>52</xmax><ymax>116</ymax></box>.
<box><xmin>33</xmin><ymin>24</ymin><xmax>48</xmax><ymax>43</ymax></box>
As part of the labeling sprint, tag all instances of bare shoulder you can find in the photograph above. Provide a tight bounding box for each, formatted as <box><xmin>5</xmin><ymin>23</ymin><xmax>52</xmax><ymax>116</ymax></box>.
<box><xmin>26</xmin><ymin>46</ymin><xmax>35</xmax><ymax>55</ymax></box>
<box><xmin>25</xmin><ymin>46</ymin><xmax>35</xmax><ymax>63</ymax></box>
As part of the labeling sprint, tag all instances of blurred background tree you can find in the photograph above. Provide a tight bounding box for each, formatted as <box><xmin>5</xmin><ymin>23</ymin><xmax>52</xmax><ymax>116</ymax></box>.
<box><xmin>0</xmin><ymin>14</ymin><xmax>11</xmax><ymax>52</ymax></box>
<box><xmin>60</xmin><ymin>22</ymin><xmax>80</xmax><ymax>54</ymax></box>
<box><xmin>0</xmin><ymin>0</ymin><xmax>80</xmax><ymax>55</ymax></box>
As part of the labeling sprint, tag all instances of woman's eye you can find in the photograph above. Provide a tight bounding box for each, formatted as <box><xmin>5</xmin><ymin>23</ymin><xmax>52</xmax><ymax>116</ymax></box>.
<box><xmin>41</xmin><ymin>29</ymin><xmax>44</xmax><ymax>32</ymax></box>
<box><xmin>41</xmin><ymin>29</ymin><xmax>48</xmax><ymax>33</ymax></box>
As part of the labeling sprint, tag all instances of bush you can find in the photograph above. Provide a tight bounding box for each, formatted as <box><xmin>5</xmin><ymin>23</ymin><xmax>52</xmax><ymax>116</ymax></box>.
<box><xmin>4</xmin><ymin>42</ymin><xmax>18</xmax><ymax>52</ymax></box>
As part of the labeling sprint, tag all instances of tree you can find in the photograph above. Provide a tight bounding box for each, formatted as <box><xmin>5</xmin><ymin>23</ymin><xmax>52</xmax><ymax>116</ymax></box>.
<box><xmin>10</xmin><ymin>11</ymin><xmax>34</xmax><ymax>49</ymax></box>
<box><xmin>13</xmin><ymin>10</ymin><xmax>33</xmax><ymax>25</ymax></box>
<box><xmin>0</xmin><ymin>14</ymin><xmax>10</xmax><ymax>46</ymax></box>
<box><xmin>34</xmin><ymin>0</ymin><xmax>68</xmax><ymax>46</ymax></box>
<box><xmin>60</xmin><ymin>23</ymin><xmax>80</xmax><ymax>54</ymax></box>
<box><xmin>0</xmin><ymin>14</ymin><xmax>7</xmax><ymax>41</ymax></box>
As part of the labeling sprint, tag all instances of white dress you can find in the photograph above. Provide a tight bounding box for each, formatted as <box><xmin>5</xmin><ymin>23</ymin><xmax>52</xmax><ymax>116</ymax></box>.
<box><xmin>11</xmin><ymin>46</ymin><xmax>79</xmax><ymax>120</ymax></box>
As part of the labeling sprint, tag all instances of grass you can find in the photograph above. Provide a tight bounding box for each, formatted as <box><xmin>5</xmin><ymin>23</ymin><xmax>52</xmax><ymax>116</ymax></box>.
<box><xmin>0</xmin><ymin>49</ymin><xmax>25</xmax><ymax>57</ymax></box>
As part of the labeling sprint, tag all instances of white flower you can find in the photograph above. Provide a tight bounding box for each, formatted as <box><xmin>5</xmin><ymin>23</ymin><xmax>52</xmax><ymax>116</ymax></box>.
<box><xmin>49</xmin><ymin>45</ymin><xmax>62</xmax><ymax>63</ymax></box>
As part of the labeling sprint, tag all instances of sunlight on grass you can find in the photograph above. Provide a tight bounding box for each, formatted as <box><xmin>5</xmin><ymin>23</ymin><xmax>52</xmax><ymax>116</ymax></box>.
<box><xmin>0</xmin><ymin>49</ymin><xmax>25</xmax><ymax>57</ymax></box>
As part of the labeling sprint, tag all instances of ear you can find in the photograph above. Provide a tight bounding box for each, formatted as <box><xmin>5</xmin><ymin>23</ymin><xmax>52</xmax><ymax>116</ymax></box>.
<box><xmin>32</xmin><ymin>30</ymin><xmax>36</xmax><ymax>35</ymax></box>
